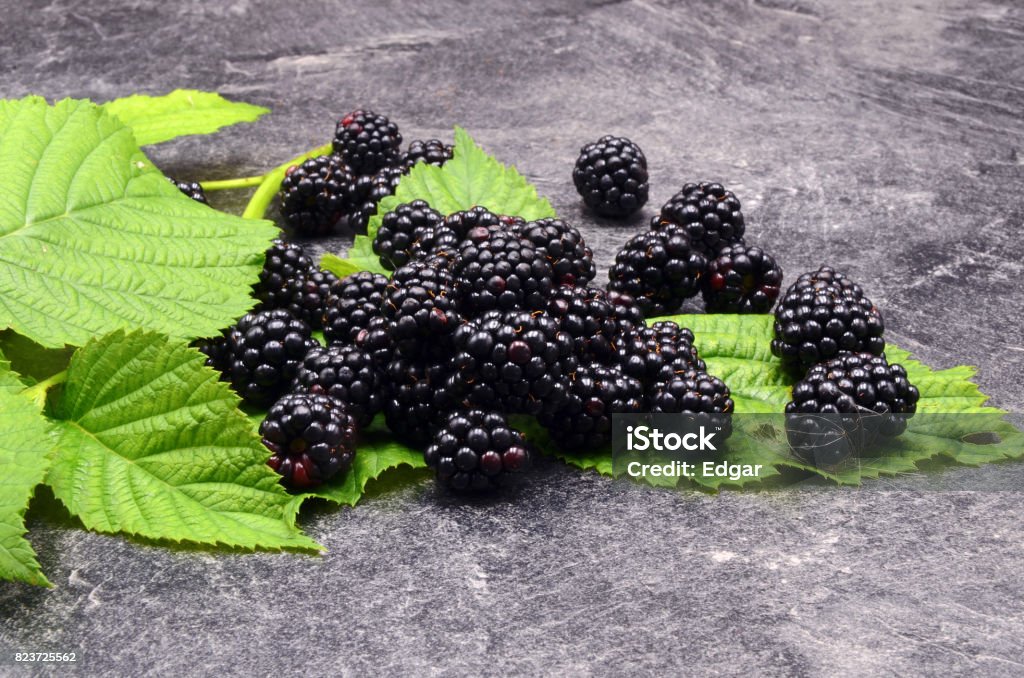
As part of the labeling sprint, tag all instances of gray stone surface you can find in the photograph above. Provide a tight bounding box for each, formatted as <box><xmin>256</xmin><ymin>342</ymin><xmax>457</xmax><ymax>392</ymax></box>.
<box><xmin>1</xmin><ymin>0</ymin><xmax>1023</xmax><ymax>675</ymax></box>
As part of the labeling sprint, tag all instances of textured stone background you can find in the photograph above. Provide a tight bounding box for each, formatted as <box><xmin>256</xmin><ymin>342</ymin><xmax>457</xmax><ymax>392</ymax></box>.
<box><xmin>1</xmin><ymin>0</ymin><xmax>1023</xmax><ymax>675</ymax></box>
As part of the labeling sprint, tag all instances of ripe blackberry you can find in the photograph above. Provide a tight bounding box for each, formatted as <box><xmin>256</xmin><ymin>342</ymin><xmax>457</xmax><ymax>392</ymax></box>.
<box><xmin>261</xmin><ymin>393</ymin><xmax>357</xmax><ymax>489</ymax></box>
<box><xmin>195</xmin><ymin>334</ymin><xmax>228</xmax><ymax>373</ymax></box>
<box><xmin>572</xmin><ymin>135</ymin><xmax>649</xmax><ymax>217</ymax></box>
<box><xmin>702</xmin><ymin>243</ymin><xmax>784</xmax><ymax>313</ymax></box>
<box><xmin>616</xmin><ymin>322</ymin><xmax>706</xmax><ymax>386</ymax></box>
<box><xmin>540</xmin><ymin>365</ymin><xmax>644</xmax><ymax>451</ymax></box>
<box><xmin>771</xmin><ymin>267</ymin><xmax>885</xmax><ymax>371</ymax></box>
<box><xmin>425</xmin><ymin>409</ymin><xmax>531</xmax><ymax>491</ymax></box>
<box><xmin>332</xmin><ymin>110</ymin><xmax>402</xmax><ymax>175</ymax></box>
<box><xmin>607</xmin><ymin>224</ymin><xmax>707</xmax><ymax>316</ymax></box>
<box><xmin>604</xmin><ymin>289</ymin><xmax>646</xmax><ymax>333</ymax></box>
<box><xmin>449</xmin><ymin>310</ymin><xmax>575</xmax><ymax>416</ymax></box>
<box><xmin>322</xmin><ymin>271</ymin><xmax>389</xmax><ymax>345</ymax></box>
<box><xmin>293</xmin><ymin>344</ymin><xmax>381</xmax><ymax>428</ymax></box>
<box><xmin>224</xmin><ymin>309</ymin><xmax>317</xmax><ymax>407</ymax></box>
<box><xmin>355</xmin><ymin>316</ymin><xmax>394</xmax><ymax>367</ymax></box>
<box><xmin>648</xmin><ymin>369</ymin><xmax>735</xmax><ymax>439</ymax></box>
<box><xmin>382</xmin><ymin>358</ymin><xmax>458</xmax><ymax>446</ymax></box>
<box><xmin>786</xmin><ymin>352</ymin><xmax>919</xmax><ymax>466</ymax></box>
<box><xmin>402</xmin><ymin>139</ymin><xmax>453</xmax><ymax>170</ymax></box>
<box><xmin>256</xmin><ymin>239</ymin><xmax>315</xmax><ymax>309</ymax></box>
<box><xmin>346</xmin><ymin>165</ymin><xmax>403</xmax><ymax>233</ymax></box>
<box><xmin>279</xmin><ymin>154</ymin><xmax>353</xmax><ymax>236</ymax></box>
<box><xmin>514</xmin><ymin>218</ymin><xmax>596</xmax><ymax>286</ymax></box>
<box><xmin>441</xmin><ymin>206</ymin><xmax>504</xmax><ymax>240</ymax></box>
<box><xmin>383</xmin><ymin>268</ymin><xmax>461</xmax><ymax>360</ymax></box>
<box><xmin>390</xmin><ymin>256</ymin><xmax>456</xmax><ymax>290</ymax></box>
<box><xmin>655</xmin><ymin>182</ymin><xmax>745</xmax><ymax>255</ymax></box>
<box><xmin>452</xmin><ymin>227</ymin><xmax>554</xmax><ymax>313</ymax></box>
<box><xmin>281</xmin><ymin>269</ymin><xmax>338</xmax><ymax>330</ymax></box>
<box><xmin>545</xmin><ymin>286</ymin><xmax>622</xmax><ymax>364</ymax></box>
<box><xmin>168</xmin><ymin>177</ymin><xmax>208</xmax><ymax>205</ymax></box>
<box><xmin>372</xmin><ymin>200</ymin><xmax>451</xmax><ymax>270</ymax></box>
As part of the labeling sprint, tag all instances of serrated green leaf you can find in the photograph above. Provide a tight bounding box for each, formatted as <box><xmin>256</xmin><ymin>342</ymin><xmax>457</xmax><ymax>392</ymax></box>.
<box><xmin>0</xmin><ymin>331</ymin><xmax>73</xmax><ymax>386</ymax></box>
<box><xmin>320</xmin><ymin>252</ymin><xmax>379</xmax><ymax>279</ymax></box>
<box><xmin>0</xmin><ymin>364</ymin><xmax>55</xmax><ymax>586</ymax></box>
<box><xmin>0</xmin><ymin>97</ymin><xmax>277</xmax><ymax>348</ymax></box>
<box><xmin>44</xmin><ymin>330</ymin><xmax>320</xmax><ymax>552</ymax></box>
<box><xmin>345</xmin><ymin>127</ymin><xmax>556</xmax><ymax>274</ymax></box>
<box><xmin>103</xmin><ymin>89</ymin><xmax>269</xmax><ymax>146</ymax></box>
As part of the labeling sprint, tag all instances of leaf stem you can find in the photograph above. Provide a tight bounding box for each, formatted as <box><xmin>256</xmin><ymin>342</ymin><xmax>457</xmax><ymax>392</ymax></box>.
<box><xmin>242</xmin><ymin>143</ymin><xmax>334</xmax><ymax>220</ymax></box>
<box><xmin>23</xmin><ymin>369</ymin><xmax>68</xmax><ymax>409</ymax></box>
<box><xmin>199</xmin><ymin>176</ymin><xmax>266</xmax><ymax>191</ymax></box>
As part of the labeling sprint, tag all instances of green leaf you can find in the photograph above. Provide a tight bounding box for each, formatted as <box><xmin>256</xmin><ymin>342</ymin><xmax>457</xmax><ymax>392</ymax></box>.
<box><xmin>0</xmin><ymin>331</ymin><xmax>73</xmax><ymax>386</ymax></box>
<box><xmin>344</xmin><ymin>127</ymin><xmax>556</xmax><ymax>274</ymax></box>
<box><xmin>44</xmin><ymin>331</ymin><xmax>320</xmax><ymax>552</ymax></box>
<box><xmin>0</xmin><ymin>96</ymin><xmax>277</xmax><ymax>348</ymax></box>
<box><xmin>103</xmin><ymin>89</ymin><xmax>269</xmax><ymax>146</ymax></box>
<box><xmin>320</xmin><ymin>253</ymin><xmax>378</xmax><ymax>280</ymax></box>
<box><xmin>0</xmin><ymin>364</ymin><xmax>56</xmax><ymax>586</ymax></box>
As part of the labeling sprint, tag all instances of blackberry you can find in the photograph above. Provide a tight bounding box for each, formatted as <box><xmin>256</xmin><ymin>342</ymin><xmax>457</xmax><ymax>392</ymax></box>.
<box><xmin>322</xmin><ymin>271</ymin><xmax>390</xmax><ymax>345</ymax></box>
<box><xmin>383</xmin><ymin>268</ymin><xmax>461</xmax><ymax>360</ymax></box>
<box><xmin>256</xmin><ymin>239</ymin><xmax>315</xmax><ymax>309</ymax></box>
<box><xmin>452</xmin><ymin>227</ymin><xmax>554</xmax><ymax>313</ymax></box>
<box><xmin>292</xmin><ymin>344</ymin><xmax>381</xmax><ymax>428</ymax></box>
<box><xmin>281</xmin><ymin>269</ymin><xmax>338</xmax><ymax>330</ymax></box>
<box><xmin>449</xmin><ymin>310</ymin><xmax>575</xmax><ymax>416</ymax></box>
<box><xmin>224</xmin><ymin>309</ymin><xmax>317</xmax><ymax>407</ymax></box>
<box><xmin>648</xmin><ymin>369</ymin><xmax>735</xmax><ymax>439</ymax></box>
<box><xmin>514</xmin><ymin>218</ymin><xmax>596</xmax><ymax>286</ymax></box>
<box><xmin>390</xmin><ymin>256</ymin><xmax>456</xmax><ymax>291</ymax></box>
<box><xmin>607</xmin><ymin>224</ymin><xmax>707</xmax><ymax>316</ymax></box>
<box><xmin>442</xmin><ymin>206</ymin><xmax>503</xmax><ymax>241</ymax></box>
<box><xmin>402</xmin><ymin>139</ymin><xmax>453</xmax><ymax>170</ymax></box>
<box><xmin>332</xmin><ymin>110</ymin><xmax>402</xmax><ymax>175</ymax></box>
<box><xmin>195</xmin><ymin>334</ymin><xmax>228</xmax><ymax>373</ymax></box>
<box><xmin>347</xmin><ymin>165</ymin><xmax>403</xmax><ymax>233</ymax></box>
<box><xmin>261</xmin><ymin>393</ymin><xmax>357</xmax><ymax>489</ymax></box>
<box><xmin>771</xmin><ymin>267</ymin><xmax>885</xmax><ymax>371</ymax></box>
<box><xmin>539</xmin><ymin>365</ymin><xmax>644</xmax><ymax>451</ymax></box>
<box><xmin>545</xmin><ymin>286</ymin><xmax>622</xmax><ymax>364</ymax></box>
<box><xmin>279</xmin><ymin>154</ymin><xmax>353</xmax><ymax>236</ymax></box>
<box><xmin>168</xmin><ymin>177</ymin><xmax>208</xmax><ymax>205</ymax></box>
<box><xmin>572</xmin><ymin>135</ymin><xmax>649</xmax><ymax>217</ymax></box>
<box><xmin>425</xmin><ymin>409</ymin><xmax>531</xmax><ymax>491</ymax></box>
<box><xmin>605</xmin><ymin>289</ymin><xmax>646</xmax><ymax>333</ymax></box>
<box><xmin>616</xmin><ymin>322</ymin><xmax>706</xmax><ymax>386</ymax></box>
<box><xmin>786</xmin><ymin>352</ymin><xmax>919</xmax><ymax>466</ymax></box>
<box><xmin>655</xmin><ymin>182</ymin><xmax>745</xmax><ymax>255</ymax></box>
<box><xmin>702</xmin><ymin>243</ymin><xmax>784</xmax><ymax>313</ymax></box>
<box><xmin>372</xmin><ymin>200</ymin><xmax>451</xmax><ymax>270</ymax></box>
<box><xmin>354</xmin><ymin>316</ymin><xmax>394</xmax><ymax>367</ymax></box>
<box><xmin>382</xmin><ymin>358</ymin><xmax>458</xmax><ymax>447</ymax></box>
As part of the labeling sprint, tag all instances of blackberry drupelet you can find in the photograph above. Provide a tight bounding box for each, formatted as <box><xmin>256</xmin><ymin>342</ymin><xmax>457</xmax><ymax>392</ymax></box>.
<box><xmin>771</xmin><ymin>266</ymin><xmax>885</xmax><ymax>371</ymax></box>
<box><xmin>616</xmin><ymin>321</ymin><xmax>706</xmax><ymax>386</ymax></box>
<box><xmin>514</xmin><ymin>218</ymin><xmax>596</xmax><ymax>286</ymax></box>
<box><xmin>702</xmin><ymin>243</ymin><xmax>784</xmax><ymax>313</ymax></box>
<box><xmin>425</xmin><ymin>409</ymin><xmax>531</xmax><ymax>491</ymax></box>
<box><xmin>382</xmin><ymin>358</ymin><xmax>458</xmax><ymax>447</ymax></box>
<box><xmin>281</xmin><ymin>269</ymin><xmax>338</xmax><ymax>330</ymax></box>
<box><xmin>442</xmin><ymin>206</ymin><xmax>504</xmax><ymax>241</ymax></box>
<box><xmin>648</xmin><ymin>369</ymin><xmax>735</xmax><ymax>439</ymax></box>
<box><xmin>332</xmin><ymin>110</ymin><xmax>403</xmax><ymax>175</ymax></box>
<box><xmin>390</xmin><ymin>256</ymin><xmax>456</xmax><ymax>290</ymax></box>
<box><xmin>168</xmin><ymin>177</ymin><xmax>208</xmax><ymax>205</ymax></box>
<box><xmin>322</xmin><ymin>271</ymin><xmax>390</xmax><ymax>345</ymax></box>
<box><xmin>786</xmin><ymin>352</ymin><xmax>919</xmax><ymax>466</ymax></box>
<box><xmin>383</xmin><ymin>268</ymin><xmax>461</xmax><ymax>360</ymax></box>
<box><xmin>255</xmin><ymin>239</ymin><xmax>315</xmax><ymax>309</ymax></box>
<box><xmin>372</xmin><ymin>200</ymin><xmax>450</xmax><ymax>270</ymax></box>
<box><xmin>292</xmin><ymin>344</ymin><xmax>381</xmax><ymax>428</ymax></box>
<box><xmin>545</xmin><ymin>286</ymin><xmax>622</xmax><ymax>364</ymax></box>
<box><xmin>224</xmin><ymin>309</ymin><xmax>317</xmax><ymax>407</ymax></box>
<box><xmin>540</xmin><ymin>365</ymin><xmax>644</xmax><ymax>451</ymax></box>
<box><xmin>346</xmin><ymin>165</ymin><xmax>404</xmax><ymax>233</ymax></box>
<box><xmin>452</xmin><ymin>227</ymin><xmax>554</xmax><ymax>313</ymax></box>
<box><xmin>607</xmin><ymin>224</ymin><xmax>707</xmax><ymax>316</ymax></box>
<box><xmin>449</xmin><ymin>309</ymin><xmax>576</xmax><ymax>416</ymax></box>
<box><xmin>655</xmin><ymin>182</ymin><xmax>745</xmax><ymax>255</ymax></box>
<box><xmin>279</xmin><ymin>154</ymin><xmax>353</xmax><ymax>236</ymax></box>
<box><xmin>402</xmin><ymin>139</ymin><xmax>453</xmax><ymax>170</ymax></box>
<box><xmin>261</xmin><ymin>393</ymin><xmax>357</xmax><ymax>489</ymax></box>
<box><xmin>572</xmin><ymin>135</ymin><xmax>649</xmax><ymax>217</ymax></box>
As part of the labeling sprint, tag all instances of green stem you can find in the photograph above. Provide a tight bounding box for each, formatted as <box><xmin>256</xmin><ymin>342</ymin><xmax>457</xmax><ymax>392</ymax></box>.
<box><xmin>242</xmin><ymin>143</ymin><xmax>334</xmax><ymax>220</ymax></box>
<box><xmin>200</xmin><ymin>175</ymin><xmax>266</xmax><ymax>192</ymax></box>
<box><xmin>23</xmin><ymin>369</ymin><xmax>68</xmax><ymax>409</ymax></box>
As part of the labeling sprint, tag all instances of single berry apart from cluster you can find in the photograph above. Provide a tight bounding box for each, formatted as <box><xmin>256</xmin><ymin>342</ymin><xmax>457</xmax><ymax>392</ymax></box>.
<box><xmin>655</xmin><ymin>182</ymin><xmax>745</xmax><ymax>255</ymax></box>
<box><xmin>261</xmin><ymin>393</ymin><xmax>357</xmax><ymax>489</ymax></box>
<box><xmin>771</xmin><ymin>266</ymin><xmax>885</xmax><ymax>371</ymax></box>
<box><xmin>332</xmin><ymin>110</ymin><xmax>402</xmax><ymax>175</ymax></box>
<box><xmin>702</xmin><ymin>243</ymin><xmax>784</xmax><ymax>313</ymax></box>
<box><xmin>168</xmin><ymin>177</ymin><xmax>208</xmax><ymax>205</ymax></box>
<box><xmin>402</xmin><ymin>139</ymin><xmax>453</xmax><ymax>170</ymax></box>
<box><xmin>256</xmin><ymin>239</ymin><xmax>315</xmax><ymax>308</ymax></box>
<box><xmin>514</xmin><ymin>218</ymin><xmax>596</xmax><ymax>286</ymax></box>
<box><xmin>293</xmin><ymin>344</ymin><xmax>381</xmax><ymax>428</ymax></box>
<box><xmin>607</xmin><ymin>224</ymin><xmax>707</xmax><ymax>316</ymax></box>
<box><xmin>224</xmin><ymin>309</ymin><xmax>317</xmax><ymax>407</ymax></box>
<box><xmin>279</xmin><ymin>154</ymin><xmax>352</xmax><ymax>236</ymax></box>
<box><xmin>540</xmin><ymin>365</ymin><xmax>644</xmax><ymax>451</ymax></box>
<box><xmin>373</xmin><ymin>200</ymin><xmax>451</xmax><ymax>270</ymax></box>
<box><xmin>347</xmin><ymin>166</ymin><xmax>404</xmax><ymax>233</ymax></box>
<box><xmin>425</xmin><ymin>409</ymin><xmax>531</xmax><ymax>491</ymax></box>
<box><xmin>616</xmin><ymin>321</ymin><xmax>706</xmax><ymax>386</ymax></box>
<box><xmin>323</xmin><ymin>271</ymin><xmax>390</xmax><ymax>345</ymax></box>
<box><xmin>281</xmin><ymin>269</ymin><xmax>339</xmax><ymax>330</ymax></box>
<box><xmin>452</xmin><ymin>227</ymin><xmax>554</xmax><ymax>313</ymax></box>
<box><xmin>572</xmin><ymin>135</ymin><xmax>649</xmax><ymax>217</ymax></box>
<box><xmin>786</xmin><ymin>352</ymin><xmax>919</xmax><ymax>466</ymax></box>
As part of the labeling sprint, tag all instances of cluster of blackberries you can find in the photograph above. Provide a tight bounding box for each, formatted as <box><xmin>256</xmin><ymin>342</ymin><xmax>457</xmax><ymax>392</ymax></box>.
<box><xmin>278</xmin><ymin>110</ymin><xmax>455</xmax><ymax>237</ymax></box>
